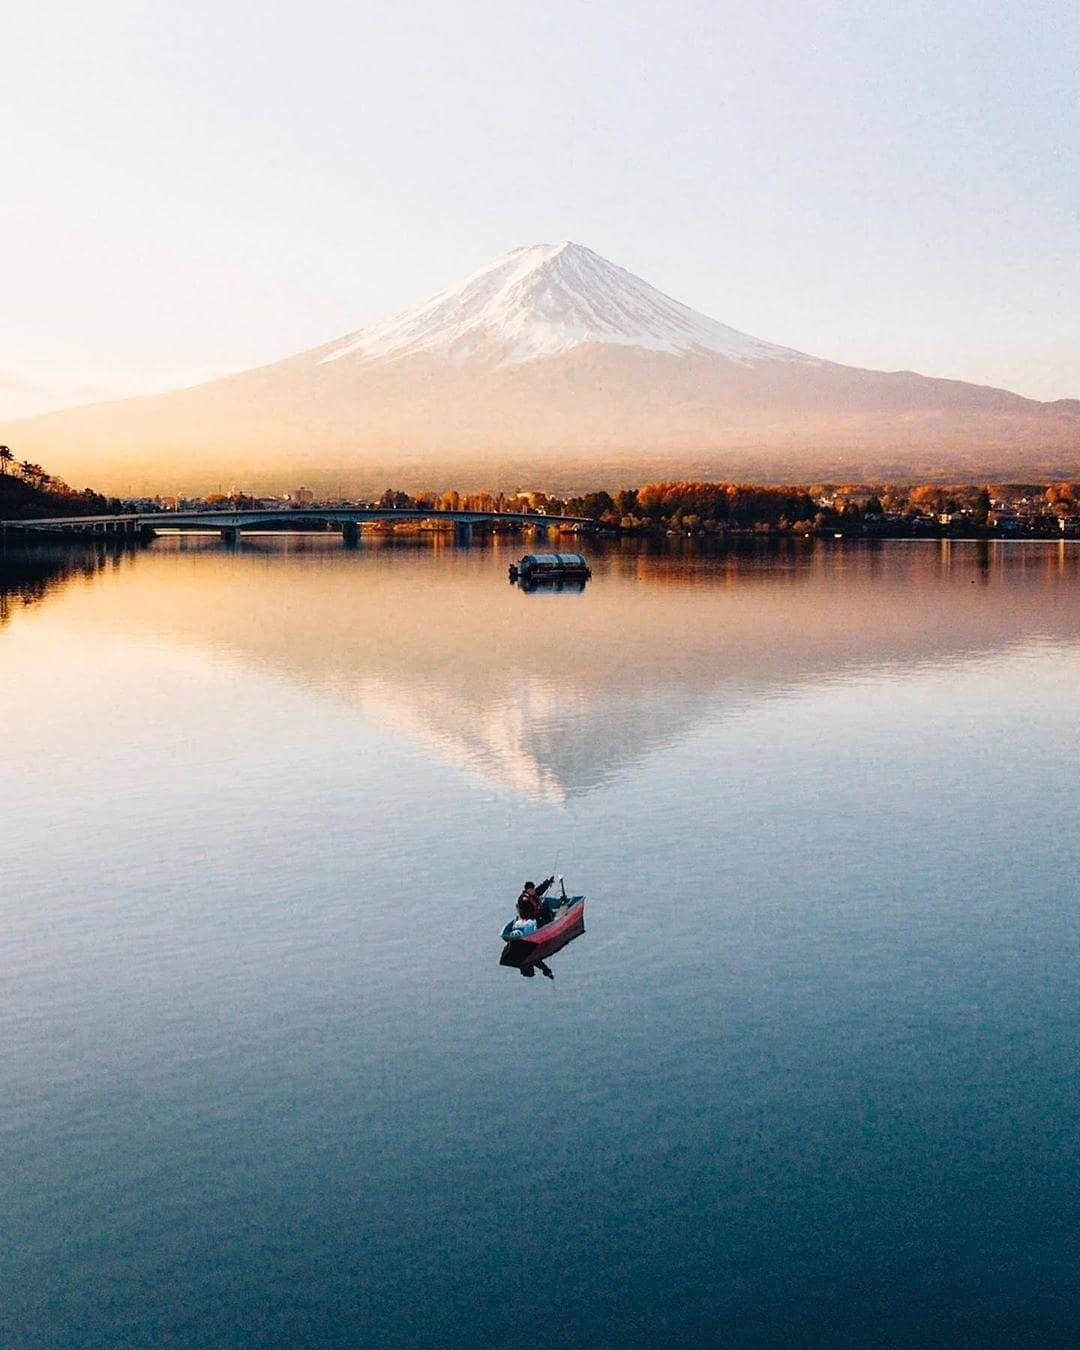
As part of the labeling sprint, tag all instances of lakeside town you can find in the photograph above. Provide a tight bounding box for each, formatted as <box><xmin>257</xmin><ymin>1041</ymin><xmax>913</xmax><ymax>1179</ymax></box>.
<box><xmin>1</xmin><ymin>447</ymin><xmax>1078</xmax><ymax>540</ymax></box>
<box><xmin>125</xmin><ymin>479</ymin><xmax>1080</xmax><ymax>539</ymax></box>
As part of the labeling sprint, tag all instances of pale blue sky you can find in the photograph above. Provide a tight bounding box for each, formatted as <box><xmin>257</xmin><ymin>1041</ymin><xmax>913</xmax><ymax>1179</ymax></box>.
<box><xmin>2</xmin><ymin>0</ymin><xmax>1077</xmax><ymax>417</ymax></box>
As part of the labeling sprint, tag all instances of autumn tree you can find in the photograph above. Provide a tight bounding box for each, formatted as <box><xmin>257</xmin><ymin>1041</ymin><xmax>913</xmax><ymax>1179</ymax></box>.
<box><xmin>974</xmin><ymin>488</ymin><xmax>992</xmax><ymax>524</ymax></box>
<box><xmin>1047</xmin><ymin>482</ymin><xmax>1079</xmax><ymax>511</ymax></box>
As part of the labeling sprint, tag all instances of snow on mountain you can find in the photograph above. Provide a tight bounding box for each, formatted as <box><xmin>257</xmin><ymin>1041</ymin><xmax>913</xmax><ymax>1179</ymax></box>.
<box><xmin>315</xmin><ymin>241</ymin><xmax>815</xmax><ymax>367</ymax></box>
<box><xmin>4</xmin><ymin>240</ymin><xmax>1078</xmax><ymax>493</ymax></box>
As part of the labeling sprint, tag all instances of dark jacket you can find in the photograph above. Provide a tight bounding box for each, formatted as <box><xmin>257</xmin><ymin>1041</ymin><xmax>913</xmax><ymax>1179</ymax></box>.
<box><xmin>516</xmin><ymin>876</ymin><xmax>555</xmax><ymax>921</ymax></box>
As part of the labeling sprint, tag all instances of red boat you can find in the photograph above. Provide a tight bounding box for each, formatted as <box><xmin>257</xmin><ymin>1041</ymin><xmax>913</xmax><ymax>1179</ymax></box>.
<box><xmin>499</xmin><ymin>894</ymin><xmax>586</xmax><ymax>975</ymax></box>
<box><xmin>499</xmin><ymin>887</ymin><xmax>586</xmax><ymax>950</ymax></box>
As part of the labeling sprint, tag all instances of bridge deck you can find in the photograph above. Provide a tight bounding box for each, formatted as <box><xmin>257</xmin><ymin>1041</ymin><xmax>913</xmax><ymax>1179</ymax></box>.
<box><xmin>1</xmin><ymin>508</ymin><xmax>592</xmax><ymax>532</ymax></box>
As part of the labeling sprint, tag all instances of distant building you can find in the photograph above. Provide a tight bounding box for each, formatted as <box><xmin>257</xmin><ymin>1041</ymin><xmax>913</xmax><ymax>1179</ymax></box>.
<box><xmin>291</xmin><ymin>487</ymin><xmax>315</xmax><ymax>506</ymax></box>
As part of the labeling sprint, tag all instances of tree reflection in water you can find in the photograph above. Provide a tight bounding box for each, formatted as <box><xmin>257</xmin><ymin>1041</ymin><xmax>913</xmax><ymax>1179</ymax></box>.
<box><xmin>0</xmin><ymin>543</ymin><xmax>118</xmax><ymax>627</ymax></box>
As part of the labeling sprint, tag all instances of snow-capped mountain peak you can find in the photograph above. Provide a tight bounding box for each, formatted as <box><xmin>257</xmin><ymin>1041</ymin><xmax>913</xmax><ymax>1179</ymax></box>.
<box><xmin>316</xmin><ymin>241</ymin><xmax>811</xmax><ymax>368</ymax></box>
<box><xmin>13</xmin><ymin>239</ymin><xmax>1078</xmax><ymax>496</ymax></box>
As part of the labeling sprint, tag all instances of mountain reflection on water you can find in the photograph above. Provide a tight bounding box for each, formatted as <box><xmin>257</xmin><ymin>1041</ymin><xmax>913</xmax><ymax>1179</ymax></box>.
<box><xmin>3</xmin><ymin>532</ymin><xmax>1079</xmax><ymax>1346</ymax></box>
<box><xmin>2</xmin><ymin>534</ymin><xmax>1079</xmax><ymax>802</ymax></box>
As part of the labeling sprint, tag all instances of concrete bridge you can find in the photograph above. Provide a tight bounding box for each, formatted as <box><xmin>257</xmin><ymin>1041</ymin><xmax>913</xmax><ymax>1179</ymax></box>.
<box><xmin>0</xmin><ymin>507</ymin><xmax>594</xmax><ymax>547</ymax></box>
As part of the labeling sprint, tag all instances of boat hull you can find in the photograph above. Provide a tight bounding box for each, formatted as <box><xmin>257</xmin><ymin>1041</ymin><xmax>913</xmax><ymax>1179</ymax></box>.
<box><xmin>500</xmin><ymin>895</ymin><xmax>585</xmax><ymax>948</ymax></box>
<box><xmin>500</xmin><ymin>907</ymin><xmax>585</xmax><ymax>968</ymax></box>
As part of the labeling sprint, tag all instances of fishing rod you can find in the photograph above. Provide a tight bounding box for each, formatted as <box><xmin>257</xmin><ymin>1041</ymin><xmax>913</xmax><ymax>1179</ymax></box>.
<box><xmin>552</xmin><ymin>855</ymin><xmax>567</xmax><ymax>902</ymax></box>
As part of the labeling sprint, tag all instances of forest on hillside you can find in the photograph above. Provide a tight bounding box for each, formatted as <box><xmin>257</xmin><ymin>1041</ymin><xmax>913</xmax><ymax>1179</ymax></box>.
<box><xmin>0</xmin><ymin>449</ymin><xmax>120</xmax><ymax>519</ymax></box>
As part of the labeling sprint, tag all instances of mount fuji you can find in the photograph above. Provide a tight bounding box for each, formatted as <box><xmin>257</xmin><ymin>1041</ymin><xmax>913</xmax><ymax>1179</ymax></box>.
<box><xmin>5</xmin><ymin>241</ymin><xmax>1078</xmax><ymax>492</ymax></box>
<box><xmin>312</xmin><ymin>241</ymin><xmax>815</xmax><ymax>367</ymax></box>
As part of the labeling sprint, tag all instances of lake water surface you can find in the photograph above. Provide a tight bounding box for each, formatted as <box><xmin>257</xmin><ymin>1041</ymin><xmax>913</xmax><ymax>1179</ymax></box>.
<box><xmin>2</xmin><ymin>536</ymin><xmax>1078</xmax><ymax>1345</ymax></box>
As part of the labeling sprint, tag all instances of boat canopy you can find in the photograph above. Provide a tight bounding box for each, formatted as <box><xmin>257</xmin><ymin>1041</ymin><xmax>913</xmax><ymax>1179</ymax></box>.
<box><xmin>519</xmin><ymin>553</ymin><xmax>589</xmax><ymax>569</ymax></box>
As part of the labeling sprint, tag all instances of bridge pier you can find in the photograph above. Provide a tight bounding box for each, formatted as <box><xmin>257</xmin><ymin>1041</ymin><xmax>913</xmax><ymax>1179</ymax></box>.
<box><xmin>220</xmin><ymin>526</ymin><xmax>240</xmax><ymax>547</ymax></box>
<box><xmin>342</xmin><ymin>521</ymin><xmax>361</xmax><ymax>548</ymax></box>
<box><xmin>454</xmin><ymin>521</ymin><xmax>473</xmax><ymax>546</ymax></box>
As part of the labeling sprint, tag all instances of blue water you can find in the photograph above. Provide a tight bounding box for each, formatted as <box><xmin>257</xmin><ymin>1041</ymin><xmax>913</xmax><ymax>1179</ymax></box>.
<box><xmin>1</xmin><ymin>537</ymin><xmax>1078</xmax><ymax>1345</ymax></box>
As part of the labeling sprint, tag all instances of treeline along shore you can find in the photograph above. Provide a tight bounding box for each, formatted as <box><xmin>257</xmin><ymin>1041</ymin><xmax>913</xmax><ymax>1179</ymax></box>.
<box><xmin>560</xmin><ymin>480</ymin><xmax>1080</xmax><ymax>538</ymax></box>
<box><xmin>2</xmin><ymin>446</ymin><xmax>1079</xmax><ymax>543</ymax></box>
<box><xmin>287</xmin><ymin>480</ymin><xmax>1080</xmax><ymax>539</ymax></box>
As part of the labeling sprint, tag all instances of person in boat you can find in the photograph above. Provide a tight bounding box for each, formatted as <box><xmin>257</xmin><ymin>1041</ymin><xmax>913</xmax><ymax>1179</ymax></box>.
<box><xmin>517</xmin><ymin>876</ymin><xmax>556</xmax><ymax>927</ymax></box>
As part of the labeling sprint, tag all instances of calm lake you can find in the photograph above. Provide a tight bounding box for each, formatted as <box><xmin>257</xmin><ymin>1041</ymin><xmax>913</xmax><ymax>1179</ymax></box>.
<box><xmin>2</xmin><ymin>535</ymin><xmax>1078</xmax><ymax>1346</ymax></box>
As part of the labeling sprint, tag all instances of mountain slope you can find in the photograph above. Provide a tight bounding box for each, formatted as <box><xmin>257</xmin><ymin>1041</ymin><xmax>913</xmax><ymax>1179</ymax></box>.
<box><xmin>4</xmin><ymin>242</ymin><xmax>1078</xmax><ymax>492</ymax></box>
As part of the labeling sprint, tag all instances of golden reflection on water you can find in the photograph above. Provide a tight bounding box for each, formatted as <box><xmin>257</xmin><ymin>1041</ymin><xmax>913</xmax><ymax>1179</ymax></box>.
<box><xmin>3</xmin><ymin>535</ymin><xmax>1078</xmax><ymax>800</ymax></box>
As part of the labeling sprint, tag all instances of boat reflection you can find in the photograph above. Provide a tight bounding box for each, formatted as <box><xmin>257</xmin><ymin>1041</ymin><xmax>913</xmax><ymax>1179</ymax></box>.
<box><xmin>513</xmin><ymin>573</ymin><xmax>589</xmax><ymax>594</ymax></box>
<box><xmin>499</xmin><ymin>906</ymin><xmax>585</xmax><ymax>978</ymax></box>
